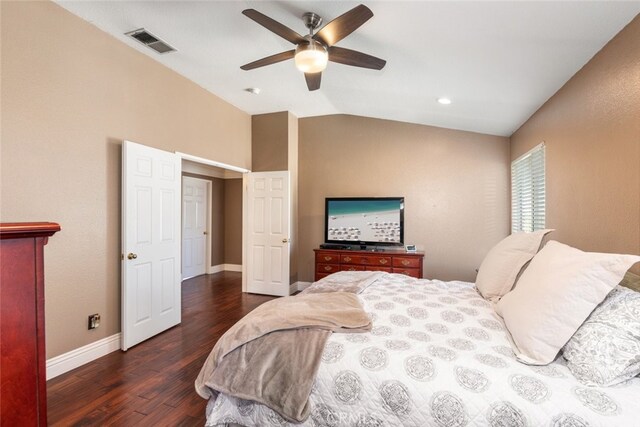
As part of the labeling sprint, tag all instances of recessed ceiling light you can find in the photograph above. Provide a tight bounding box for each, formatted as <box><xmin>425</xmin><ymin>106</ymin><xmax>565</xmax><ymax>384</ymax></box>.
<box><xmin>437</xmin><ymin>97</ymin><xmax>451</xmax><ymax>105</ymax></box>
<box><xmin>245</xmin><ymin>87</ymin><xmax>261</xmax><ymax>95</ymax></box>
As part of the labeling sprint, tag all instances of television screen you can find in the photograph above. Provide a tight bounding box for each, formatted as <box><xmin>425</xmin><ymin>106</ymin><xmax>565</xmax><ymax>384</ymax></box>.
<box><xmin>325</xmin><ymin>197</ymin><xmax>404</xmax><ymax>246</ymax></box>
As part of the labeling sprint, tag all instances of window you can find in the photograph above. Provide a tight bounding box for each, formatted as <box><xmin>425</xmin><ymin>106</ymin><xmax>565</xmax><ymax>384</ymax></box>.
<box><xmin>511</xmin><ymin>143</ymin><xmax>545</xmax><ymax>233</ymax></box>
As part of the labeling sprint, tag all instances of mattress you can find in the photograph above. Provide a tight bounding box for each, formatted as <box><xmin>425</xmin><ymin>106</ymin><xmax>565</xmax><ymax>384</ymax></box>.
<box><xmin>205</xmin><ymin>273</ymin><xmax>640</xmax><ymax>426</ymax></box>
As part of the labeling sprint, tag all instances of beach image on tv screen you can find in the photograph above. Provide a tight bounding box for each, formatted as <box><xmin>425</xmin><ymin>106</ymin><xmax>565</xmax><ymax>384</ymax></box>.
<box><xmin>327</xmin><ymin>200</ymin><xmax>401</xmax><ymax>243</ymax></box>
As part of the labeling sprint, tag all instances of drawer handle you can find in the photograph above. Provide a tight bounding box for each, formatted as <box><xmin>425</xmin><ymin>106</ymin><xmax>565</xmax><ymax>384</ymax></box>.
<box><xmin>379</xmin><ymin>259</ymin><xmax>388</xmax><ymax>265</ymax></box>
<box><xmin>344</xmin><ymin>256</ymin><xmax>352</xmax><ymax>262</ymax></box>
<box><xmin>324</xmin><ymin>266</ymin><xmax>332</xmax><ymax>271</ymax></box>
<box><xmin>324</xmin><ymin>256</ymin><xmax>332</xmax><ymax>261</ymax></box>
<box><xmin>401</xmin><ymin>260</ymin><xmax>411</xmax><ymax>266</ymax></box>
<box><xmin>348</xmin><ymin>267</ymin><xmax>356</xmax><ymax>271</ymax></box>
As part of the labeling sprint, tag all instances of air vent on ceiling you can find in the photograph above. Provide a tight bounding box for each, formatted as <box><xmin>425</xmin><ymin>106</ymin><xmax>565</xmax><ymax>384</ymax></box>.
<box><xmin>125</xmin><ymin>28</ymin><xmax>176</xmax><ymax>54</ymax></box>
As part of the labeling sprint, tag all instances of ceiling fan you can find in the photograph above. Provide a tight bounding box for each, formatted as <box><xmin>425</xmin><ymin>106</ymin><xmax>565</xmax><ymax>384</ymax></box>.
<box><xmin>240</xmin><ymin>4</ymin><xmax>386</xmax><ymax>91</ymax></box>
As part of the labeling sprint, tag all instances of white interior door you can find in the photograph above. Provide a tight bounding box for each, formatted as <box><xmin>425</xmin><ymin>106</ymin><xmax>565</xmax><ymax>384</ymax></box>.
<box><xmin>182</xmin><ymin>176</ymin><xmax>207</xmax><ymax>280</ymax></box>
<box><xmin>122</xmin><ymin>140</ymin><xmax>181</xmax><ymax>351</ymax></box>
<box><xmin>246</xmin><ymin>171</ymin><xmax>290</xmax><ymax>296</ymax></box>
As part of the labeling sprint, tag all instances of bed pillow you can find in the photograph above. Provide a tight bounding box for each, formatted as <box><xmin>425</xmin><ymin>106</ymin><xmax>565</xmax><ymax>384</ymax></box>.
<box><xmin>562</xmin><ymin>286</ymin><xmax>640</xmax><ymax>386</ymax></box>
<box><xmin>475</xmin><ymin>229</ymin><xmax>553</xmax><ymax>302</ymax></box>
<box><xmin>495</xmin><ymin>240</ymin><xmax>640</xmax><ymax>365</ymax></box>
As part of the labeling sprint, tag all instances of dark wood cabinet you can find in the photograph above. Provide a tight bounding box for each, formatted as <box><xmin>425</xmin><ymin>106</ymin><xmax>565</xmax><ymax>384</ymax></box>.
<box><xmin>314</xmin><ymin>248</ymin><xmax>424</xmax><ymax>281</ymax></box>
<box><xmin>1</xmin><ymin>222</ymin><xmax>60</xmax><ymax>426</ymax></box>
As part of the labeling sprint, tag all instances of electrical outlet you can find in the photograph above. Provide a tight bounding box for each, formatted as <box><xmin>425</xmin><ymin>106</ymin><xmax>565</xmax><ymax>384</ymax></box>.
<box><xmin>88</xmin><ymin>314</ymin><xmax>100</xmax><ymax>330</ymax></box>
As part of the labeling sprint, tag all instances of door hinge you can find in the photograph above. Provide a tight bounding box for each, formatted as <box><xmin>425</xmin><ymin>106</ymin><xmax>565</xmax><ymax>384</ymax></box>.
<box><xmin>121</xmin><ymin>253</ymin><xmax>124</xmax><ymax>261</ymax></box>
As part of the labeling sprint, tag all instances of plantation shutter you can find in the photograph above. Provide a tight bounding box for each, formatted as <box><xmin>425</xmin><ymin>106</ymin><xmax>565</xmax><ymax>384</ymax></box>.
<box><xmin>511</xmin><ymin>143</ymin><xmax>545</xmax><ymax>233</ymax></box>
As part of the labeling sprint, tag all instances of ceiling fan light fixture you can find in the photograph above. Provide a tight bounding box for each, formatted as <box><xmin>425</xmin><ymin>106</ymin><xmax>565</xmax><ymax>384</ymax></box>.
<box><xmin>241</xmin><ymin>5</ymin><xmax>383</xmax><ymax>90</ymax></box>
<box><xmin>295</xmin><ymin>41</ymin><xmax>328</xmax><ymax>73</ymax></box>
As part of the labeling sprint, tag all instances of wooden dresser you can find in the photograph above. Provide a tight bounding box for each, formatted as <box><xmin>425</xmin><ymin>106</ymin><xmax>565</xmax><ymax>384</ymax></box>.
<box><xmin>314</xmin><ymin>248</ymin><xmax>424</xmax><ymax>281</ymax></box>
<box><xmin>1</xmin><ymin>222</ymin><xmax>60</xmax><ymax>426</ymax></box>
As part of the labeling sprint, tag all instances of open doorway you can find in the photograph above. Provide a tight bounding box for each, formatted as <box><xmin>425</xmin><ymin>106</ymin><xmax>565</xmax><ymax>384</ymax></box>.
<box><xmin>122</xmin><ymin>143</ymin><xmax>250</xmax><ymax>350</ymax></box>
<box><xmin>181</xmin><ymin>175</ymin><xmax>209</xmax><ymax>280</ymax></box>
<box><xmin>180</xmin><ymin>156</ymin><xmax>246</xmax><ymax>281</ymax></box>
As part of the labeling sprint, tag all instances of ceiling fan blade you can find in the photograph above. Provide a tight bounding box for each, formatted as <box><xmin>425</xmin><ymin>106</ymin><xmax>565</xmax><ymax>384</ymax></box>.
<box><xmin>328</xmin><ymin>46</ymin><xmax>386</xmax><ymax>70</ymax></box>
<box><xmin>242</xmin><ymin>9</ymin><xmax>305</xmax><ymax>45</ymax></box>
<box><xmin>304</xmin><ymin>72</ymin><xmax>322</xmax><ymax>91</ymax></box>
<box><xmin>313</xmin><ymin>4</ymin><xmax>373</xmax><ymax>47</ymax></box>
<box><xmin>241</xmin><ymin>50</ymin><xmax>295</xmax><ymax>70</ymax></box>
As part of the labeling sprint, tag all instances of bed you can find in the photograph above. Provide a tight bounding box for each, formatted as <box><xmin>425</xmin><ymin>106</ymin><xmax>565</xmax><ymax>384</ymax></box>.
<box><xmin>201</xmin><ymin>271</ymin><xmax>640</xmax><ymax>427</ymax></box>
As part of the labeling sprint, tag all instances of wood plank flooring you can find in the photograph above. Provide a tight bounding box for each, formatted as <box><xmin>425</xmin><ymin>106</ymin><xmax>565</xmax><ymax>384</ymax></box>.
<box><xmin>47</xmin><ymin>272</ymin><xmax>275</xmax><ymax>426</ymax></box>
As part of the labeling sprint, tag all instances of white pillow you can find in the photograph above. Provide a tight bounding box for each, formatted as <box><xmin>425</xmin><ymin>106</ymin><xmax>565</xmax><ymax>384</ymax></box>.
<box><xmin>563</xmin><ymin>286</ymin><xmax>640</xmax><ymax>386</ymax></box>
<box><xmin>496</xmin><ymin>241</ymin><xmax>640</xmax><ymax>365</ymax></box>
<box><xmin>475</xmin><ymin>229</ymin><xmax>553</xmax><ymax>302</ymax></box>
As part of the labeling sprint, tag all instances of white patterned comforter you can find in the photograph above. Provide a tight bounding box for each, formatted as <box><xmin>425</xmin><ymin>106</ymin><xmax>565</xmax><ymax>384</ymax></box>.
<box><xmin>205</xmin><ymin>273</ymin><xmax>640</xmax><ymax>427</ymax></box>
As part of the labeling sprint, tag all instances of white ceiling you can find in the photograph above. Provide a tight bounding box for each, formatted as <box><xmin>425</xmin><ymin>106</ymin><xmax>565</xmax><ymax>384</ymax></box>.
<box><xmin>56</xmin><ymin>1</ymin><xmax>640</xmax><ymax>137</ymax></box>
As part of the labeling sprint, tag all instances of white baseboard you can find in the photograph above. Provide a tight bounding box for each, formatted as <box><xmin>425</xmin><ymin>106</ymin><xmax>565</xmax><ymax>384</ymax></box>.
<box><xmin>209</xmin><ymin>264</ymin><xmax>242</xmax><ymax>274</ymax></box>
<box><xmin>46</xmin><ymin>333</ymin><xmax>121</xmax><ymax>380</ymax></box>
<box><xmin>208</xmin><ymin>264</ymin><xmax>224</xmax><ymax>274</ymax></box>
<box><xmin>293</xmin><ymin>281</ymin><xmax>312</xmax><ymax>293</ymax></box>
<box><xmin>224</xmin><ymin>264</ymin><xmax>242</xmax><ymax>272</ymax></box>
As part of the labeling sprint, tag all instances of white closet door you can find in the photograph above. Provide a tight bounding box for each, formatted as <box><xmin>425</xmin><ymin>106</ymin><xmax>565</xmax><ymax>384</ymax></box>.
<box><xmin>246</xmin><ymin>171</ymin><xmax>290</xmax><ymax>296</ymax></box>
<box><xmin>122</xmin><ymin>140</ymin><xmax>181</xmax><ymax>350</ymax></box>
<box><xmin>182</xmin><ymin>176</ymin><xmax>207</xmax><ymax>279</ymax></box>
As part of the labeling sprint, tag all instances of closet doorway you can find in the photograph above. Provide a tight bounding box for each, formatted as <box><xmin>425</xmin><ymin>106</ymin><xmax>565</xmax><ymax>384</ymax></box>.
<box><xmin>179</xmin><ymin>154</ymin><xmax>247</xmax><ymax>281</ymax></box>
<box><xmin>181</xmin><ymin>176</ymin><xmax>209</xmax><ymax>280</ymax></box>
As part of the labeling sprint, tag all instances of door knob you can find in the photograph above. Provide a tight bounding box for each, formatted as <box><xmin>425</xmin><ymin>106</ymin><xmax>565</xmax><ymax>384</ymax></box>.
<box><xmin>203</xmin><ymin>231</ymin><xmax>207</xmax><ymax>235</ymax></box>
<box><xmin>282</xmin><ymin>238</ymin><xmax>289</xmax><ymax>243</ymax></box>
<box><xmin>127</xmin><ymin>253</ymin><xmax>138</xmax><ymax>260</ymax></box>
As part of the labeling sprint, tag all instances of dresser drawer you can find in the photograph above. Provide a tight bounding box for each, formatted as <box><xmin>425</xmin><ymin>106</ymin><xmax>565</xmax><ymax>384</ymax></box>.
<box><xmin>367</xmin><ymin>266</ymin><xmax>392</xmax><ymax>272</ymax></box>
<box><xmin>340</xmin><ymin>265</ymin><xmax>366</xmax><ymax>272</ymax></box>
<box><xmin>314</xmin><ymin>248</ymin><xmax>424</xmax><ymax>281</ymax></box>
<box><xmin>317</xmin><ymin>263</ymin><xmax>341</xmax><ymax>274</ymax></box>
<box><xmin>393</xmin><ymin>268</ymin><xmax>421</xmax><ymax>278</ymax></box>
<box><xmin>393</xmin><ymin>256</ymin><xmax>421</xmax><ymax>269</ymax></box>
<box><xmin>341</xmin><ymin>254</ymin><xmax>392</xmax><ymax>266</ymax></box>
<box><xmin>315</xmin><ymin>272</ymin><xmax>331</xmax><ymax>281</ymax></box>
<box><xmin>316</xmin><ymin>251</ymin><xmax>340</xmax><ymax>264</ymax></box>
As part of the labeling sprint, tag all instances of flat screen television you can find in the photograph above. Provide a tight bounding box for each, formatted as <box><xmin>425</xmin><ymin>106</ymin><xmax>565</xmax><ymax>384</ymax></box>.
<box><xmin>324</xmin><ymin>197</ymin><xmax>404</xmax><ymax>246</ymax></box>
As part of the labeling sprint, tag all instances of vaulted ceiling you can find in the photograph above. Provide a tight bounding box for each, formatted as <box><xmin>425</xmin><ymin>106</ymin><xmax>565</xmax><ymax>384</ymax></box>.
<box><xmin>56</xmin><ymin>1</ymin><xmax>640</xmax><ymax>136</ymax></box>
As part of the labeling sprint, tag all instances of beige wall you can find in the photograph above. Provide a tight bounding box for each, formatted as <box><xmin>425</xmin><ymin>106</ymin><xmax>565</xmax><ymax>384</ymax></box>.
<box><xmin>251</xmin><ymin>112</ymin><xmax>289</xmax><ymax>172</ymax></box>
<box><xmin>511</xmin><ymin>15</ymin><xmax>640</xmax><ymax>273</ymax></box>
<box><xmin>224</xmin><ymin>179</ymin><xmax>243</xmax><ymax>265</ymax></box>
<box><xmin>299</xmin><ymin>115</ymin><xmax>510</xmax><ymax>282</ymax></box>
<box><xmin>288</xmin><ymin>112</ymin><xmax>299</xmax><ymax>284</ymax></box>
<box><xmin>211</xmin><ymin>177</ymin><xmax>226</xmax><ymax>265</ymax></box>
<box><xmin>0</xmin><ymin>1</ymin><xmax>251</xmax><ymax>357</ymax></box>
<box><xmin>251</xmin><ymin>111</ymin><xmax>300</xmax><ymax>284</ymax></box>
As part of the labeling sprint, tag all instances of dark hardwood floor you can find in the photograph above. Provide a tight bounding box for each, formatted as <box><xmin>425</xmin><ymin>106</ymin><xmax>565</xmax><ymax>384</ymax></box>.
<box><xmin>47</xmin><ymin>272</ymin><xmax>275</xmax><ymax>426</ymax></box>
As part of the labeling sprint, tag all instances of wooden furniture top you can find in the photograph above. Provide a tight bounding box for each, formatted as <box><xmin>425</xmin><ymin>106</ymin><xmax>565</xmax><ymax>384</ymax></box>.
<box><xmin>1</xmin><ymin>221</ymin><xmax>60</xmax><ymax>426</ymax></box>
<box><xmin>314</xmin><ymin>247</ymin><xmax>425</xmax><ymax>281</ymax></box>
<box><xmin>0</xmin><ymin>222</ymin><xmax>61</xmax><ymax>240</ymax></box>
<box><xmin>314</xmin><ymin>248</ymin><xmax>424</xmax><ymax>256</ymax></box>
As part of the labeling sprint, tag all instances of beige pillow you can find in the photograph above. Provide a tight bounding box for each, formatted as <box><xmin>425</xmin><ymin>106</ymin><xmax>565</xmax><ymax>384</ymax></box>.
<box><xmin>475</xmin><ymin>229</ymin><xmax>553</xmax><ymax>302</ymax></box>
<box><xmin>496</xmin><ymin>241</ymin><xmax>640</xmax><ymax>365</ymax></box>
